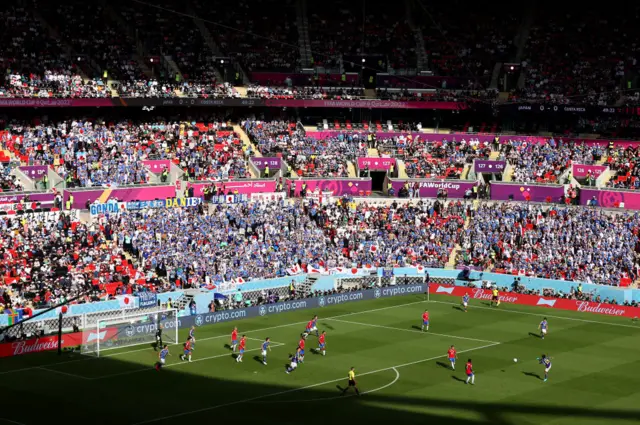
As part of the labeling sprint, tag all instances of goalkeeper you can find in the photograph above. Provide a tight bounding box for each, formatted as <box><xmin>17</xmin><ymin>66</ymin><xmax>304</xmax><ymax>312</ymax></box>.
<box><xmin>155</xmin><ymin>325</ymin><xmax>163</xmax><ymax>351</ymax></box>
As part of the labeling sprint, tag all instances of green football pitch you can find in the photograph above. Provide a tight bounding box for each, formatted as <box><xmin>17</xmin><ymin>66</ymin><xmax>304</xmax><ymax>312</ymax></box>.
<box><xmin>1</xmin><ymin>294</ymin><xmax>640</xmax><ymax>425</ymax></box>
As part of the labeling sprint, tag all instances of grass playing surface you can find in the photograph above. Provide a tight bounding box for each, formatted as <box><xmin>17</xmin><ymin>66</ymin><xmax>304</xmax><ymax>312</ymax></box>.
<box><xmin>1</xmin><ymin>293</ymin><xmax>640</xmax><ymax>425</ymax></box>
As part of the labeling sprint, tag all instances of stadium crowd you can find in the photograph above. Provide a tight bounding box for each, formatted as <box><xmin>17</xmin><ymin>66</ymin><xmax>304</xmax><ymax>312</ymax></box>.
<box><xmin>244</xmin><ymin>120</ymin><xmax>364</xmax><ymax>177</ymax></box>
<box><xmin>108</xmin><ymin>198</ymin><xmax>465</xmax><ymax>285</ymax></box>
<box><xmin>604</xmin><ymin>145</ymin><xmax>640</xmax><ymax>190</ymax></box>
<box><xmin>1</xmin><ymin>194</ymin><xmax>639</xmax><ymax>311</ymax></box>
<box><xmin>458</xmin><ymin>202</ymin><xmax>640</xmax><ymax>286</ymax></box>
<box><xmin>500</xmin><ymin>139</ymin><xmax>599</xmax><ymax>184</ymax></box>
<box><xmin>246</xmin><ymin>85</ymin><xmax>364</xmax><ymax>100</ymax></box>
<box><xmin>377</xmin><ymin>135</ymin><xmax>491</xmax><ymax>179</ymax></box>
<box><xmin>0</xmin><ymin>211</ymin><xmax>164</xmax><ymax>311</ymax></box>
<box><xmin>0</xmin><ymin>119</ymin><xmax>250</xmax><ymax>187</ymax></box>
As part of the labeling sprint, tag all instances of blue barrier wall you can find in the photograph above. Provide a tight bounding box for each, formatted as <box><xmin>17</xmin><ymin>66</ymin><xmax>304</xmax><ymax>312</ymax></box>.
<box><xmin>193</xmin><ymin>292</ymin><xmax>216</xmax><ymax>314</ymax></box>
<box><xmin>3</xmin><ymin>270</ymin><xmax>638</xmax><ymax>326</ymax></box>
<box><xmin>374</xmin><ymin>268</ymin><xmax>639</xmax><ymax>303</ymax></box>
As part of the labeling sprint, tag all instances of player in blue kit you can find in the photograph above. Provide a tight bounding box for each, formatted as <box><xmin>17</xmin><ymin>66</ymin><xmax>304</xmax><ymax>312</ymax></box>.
<box><xmin>188</xmin><ymin>326</ymin><xmax>196</xmax><ymax>348</ymax></box>
<box><xmin>537</xmin><ymin>354</ymin><xmax>552</xmax><ymax>382</ymax></box>
<box><xmin>538</xmin><ymin>318</ymin><xmax>548</xmax><ymax>339</ymax></box>
<box><xmin>462</xmin><ymin>293</ymin><xmax>470</xmax><ymax>312</ymax></box>
<box><xmin>285</xmin><ymin>348</ymin><xmax>301</xmax><ymax>374</ymax></box>
<box><xmin>155</xmin><ymin>345</ymin><xmax>170</xmax><ymax>370</ymax></box>
<box><xmin>261</xmin><ymin>337</ymin><xmax>271</xmax><ymax>365</ymax></box>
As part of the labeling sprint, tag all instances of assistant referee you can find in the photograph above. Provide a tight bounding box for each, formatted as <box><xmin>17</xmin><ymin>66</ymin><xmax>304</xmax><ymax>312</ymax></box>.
<box><xmin>341</xmin><ymin>367</ymin><xmax>360</xmax><ymax>396</ymax></box>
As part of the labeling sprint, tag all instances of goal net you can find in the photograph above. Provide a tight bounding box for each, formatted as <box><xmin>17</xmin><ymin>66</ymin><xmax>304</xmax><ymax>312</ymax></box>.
<box><xmin>81</xmin><ymin>308</ymin><xmax>179</xmax><ymax>357</ymax></box>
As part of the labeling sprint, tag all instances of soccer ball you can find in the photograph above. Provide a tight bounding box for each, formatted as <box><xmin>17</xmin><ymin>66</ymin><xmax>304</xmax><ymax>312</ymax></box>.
<box><xmin>513</xmin><ymin>358</ymin><xmax>518</xmax><ymax>363</ymax></box>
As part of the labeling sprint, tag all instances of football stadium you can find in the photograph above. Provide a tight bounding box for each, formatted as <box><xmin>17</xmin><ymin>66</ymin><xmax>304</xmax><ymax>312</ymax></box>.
<box><xmin>1</xmin><ymin>1</ymin><xmax>640</xmax><ymax>424</ymax></box>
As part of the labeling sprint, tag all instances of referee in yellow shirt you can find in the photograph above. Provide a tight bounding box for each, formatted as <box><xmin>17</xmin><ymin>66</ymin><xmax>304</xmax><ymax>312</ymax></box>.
<box><xmin>492</xmin><ymin>288</ymin><xmax>500</xmax><ymax>307</ymax></box>
<box><xmin>341</xmin><ymin>367</ymin><xmax>360</xmax><ymax>396</ymax></box>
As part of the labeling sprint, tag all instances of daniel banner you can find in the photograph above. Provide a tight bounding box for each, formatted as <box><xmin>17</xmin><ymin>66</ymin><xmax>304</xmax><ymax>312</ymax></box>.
<box><xmin>90</xmin><ymin>197</ymin><xmax>202</xmax><ymax>215</ymax></box>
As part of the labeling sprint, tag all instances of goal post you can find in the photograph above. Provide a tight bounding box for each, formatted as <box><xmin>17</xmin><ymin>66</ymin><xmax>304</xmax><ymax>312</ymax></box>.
<box><xmin>81</xmin><ymin>308</ymin><xmax>179</xmax><ymax>357</ymax></box>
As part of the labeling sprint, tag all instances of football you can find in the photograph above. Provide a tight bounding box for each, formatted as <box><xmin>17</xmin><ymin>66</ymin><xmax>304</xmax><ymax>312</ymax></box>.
<box><xmin>513</xmin><ymin>358</ymin><xmax>518</xmax><ymax>363</ymax></box>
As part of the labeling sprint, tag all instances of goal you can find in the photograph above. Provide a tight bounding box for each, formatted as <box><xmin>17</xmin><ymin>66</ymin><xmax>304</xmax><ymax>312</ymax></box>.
<box><xmin>81</xmin><ymin>308</ymin><xmax>179</xmax><ymax>357</ymax></box>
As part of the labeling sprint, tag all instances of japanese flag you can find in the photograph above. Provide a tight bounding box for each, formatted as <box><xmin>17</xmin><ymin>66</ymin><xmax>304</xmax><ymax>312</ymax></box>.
<box><xmin>287</xmin><ymin>265</ymin><xmax>302</xmax><ymax>275</ymax></box>
<box><xmin>117</xmin><ymin>295</ymin><xmax>135</xmax><ymax>309</ymax></box>
<box><xmin>369</xmin><ymin>244</ymin><xmax>379</xmax><ymax>253</ymax></box>
<box><xmin>233</xmin><ymin>277</ymin><xmax>245</xmax><ymax>284</ymax></box>
<box><xmin>414</xmin><ymin>265</ymin><xmax>425</xmax><ymax>274</ymax></box>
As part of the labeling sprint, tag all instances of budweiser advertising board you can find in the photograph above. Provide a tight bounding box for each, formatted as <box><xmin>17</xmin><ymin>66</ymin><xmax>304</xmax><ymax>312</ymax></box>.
<box><xmin>429</xmin><ymin>284</ymin><xmax>640</xmax><ymax>318</ymax></box>
<box><xmin>0</xmin><ymin>328</ymin><xmax>117</xmax><ymax>358</ymax></box>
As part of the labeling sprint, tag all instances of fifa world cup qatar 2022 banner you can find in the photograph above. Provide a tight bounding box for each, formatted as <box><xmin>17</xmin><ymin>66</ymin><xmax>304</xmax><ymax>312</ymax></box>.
<box><xmin>490</xmin><ymin>183</ymin><xmax>566</xmax><ymax>203</ymax></box>
<box><xmin>580</xmin><ymin>188</ymin><xmax>640</xmax><ymax>210</ymax></box>
<box><xmin>188</xmin><ymin>180</ymin><xmax>277</xmax><ymax>197</ymax></box>
<box><xmin>287</xmin><ymin>178</ymin><xmax>372</xmax><ymax>196</ymax></box>
<box><xmin>390</xmin><ymin>179</ymin><xmax>476</xmax><ymax>198</ymax></box>
<box><xmin>65</xmin><ymin>185</ymin><xmax>177</xmax><ymax>209</ymax></box>
<box><xmin>429</xmin><ymin>284</ymin><xmax>640</xmax><ymax>319</ymax></box>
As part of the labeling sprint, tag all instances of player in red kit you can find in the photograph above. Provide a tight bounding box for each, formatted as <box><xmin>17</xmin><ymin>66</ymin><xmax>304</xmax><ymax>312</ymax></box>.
<box><xmin>465</xmin><ymin>359</ymin><xmax>475</xmax><ymax>385</ymax></box>
<box><xmin>230</xmin><ymin>327</ymin><xmax>238</xmax><ymax>352</ymax></box>
<box><xmin>298</xmin><ymin>337</ymin><xmax>306</xmax><ymax>363</ymax></box>
<box><xmin>447</xmin><ymin>345</ymin><xmax>457</xmax><ymax>370</ymax></box>
<box><xmin>422</xmin><ymin>310</ymin><xmax>429</xmax><ymax>331</ymax></box>
<box><xmin>317</xmin><ymin>330</ymin><xmax>326</xmax><ymax>356</ymax></box>
<box><xmin>236</xmin><ymin>335</ymin><xmax>246</xmax><ymax>362</ymax></box>
<box><xmin>180</xmin><ymin>338</ymin><xmax>193</xmax><ymax>362</ymax></box>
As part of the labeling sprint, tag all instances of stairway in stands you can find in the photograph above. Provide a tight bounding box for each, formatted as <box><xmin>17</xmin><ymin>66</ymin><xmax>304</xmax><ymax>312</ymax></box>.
<box><xmin>296</xmin><ymin>275</ymin><xmax>317</xmax><ymax>296</ymax></box>
<box><xmin>296</xmin><ymin>0</ymin><xmax>312</xmax><ymax>68</ymax></box>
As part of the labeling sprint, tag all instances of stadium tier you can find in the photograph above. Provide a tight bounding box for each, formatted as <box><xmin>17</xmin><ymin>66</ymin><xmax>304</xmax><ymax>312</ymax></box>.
<box><xmin>2</xmin><ymin>3</ymin><xmax>640</xmax><ymax>423</ymax></box>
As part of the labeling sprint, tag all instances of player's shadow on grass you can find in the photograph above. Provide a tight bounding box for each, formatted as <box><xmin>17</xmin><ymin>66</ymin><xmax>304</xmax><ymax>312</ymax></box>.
<box><xmin>253</xmin><ymin>355</ymin><xmax>264</xmax><ymax>365</ymax></box>
<box><xmin>411</xmin><ymin>325</ymin><xmax>424</xmax><ymax>331</ymax></box>
<box><xmin>435</xmin><ymin>361</ymin><xmax>450</xmax><ymax>369</ymax></box>
<box><xmin>452</xmin><ymin>305</ymin><xmax>465</xmax><ymax>312</ymax></box>
<box><xmin>224</xmin><ymin>344</ymin><xmax>232</xmax><ymax>350</ymax></box>
<box><xmin>451</xmin><ymin>376</ymin><xmax>466</xmax><ymax>383</ymax></box>
<box><xmin>528</xmin><ymin>332</ymin><xmax>542</xmax><ymax>339</ymax></box>
<box><xmin>321</xmin><ymin>322</ymin><xmax>335</xmax><ymax>330</ymax></box>
<box><xmin>522</xmin><ymin>371</ymin><xmax>541</xmax><ymax>380</ymax></box>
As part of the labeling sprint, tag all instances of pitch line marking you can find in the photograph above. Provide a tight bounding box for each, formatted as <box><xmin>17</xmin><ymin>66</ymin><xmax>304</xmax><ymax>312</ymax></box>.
<box><xmin>327</xmin><ymin>318</ymin><xmax>501</xmax><ymax>344</ymax></box>
<box><xmin>0</xmin><ymin>299</ymin><xmax>427</xmax><ymax>376</ymax></box>
<box><xmin>426</xmin><ymin>299</ymin><xmax>640</xmax><ymax>330</ymax></box>
<box><xmin>129</xmin><ymin>342</ymin><xmax>500</xmax><ymax>424</ymax></box>
<box><xmin>37</xmin><ymin>367</ymin><xmax>91</xmax><ymax>380</ymax></box>
<box><xmin>92</xmin><ymin>343</ymin><xmax>287</xmax><ymax>380</ymax></box>
<box><xmin>252</xmin><ymin>367</ymin><xmax>401</xmax><ymax>403</ymax></box>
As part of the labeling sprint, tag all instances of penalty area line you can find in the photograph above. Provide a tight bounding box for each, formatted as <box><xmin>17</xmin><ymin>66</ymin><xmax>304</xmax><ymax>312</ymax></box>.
<box><xmin>327</xmin><ymin>318</ymin><xmax>501</xmax><ymax>344</ymax></box>
<box><xmin>92</xmin><ymin>343</ymin><xmax>287</xmax><ymax>380</ymax></box>
<box><xmin>427</xmin><ymin>299</ymin><xmax>640</xmax><ymax>330</ymax></box>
